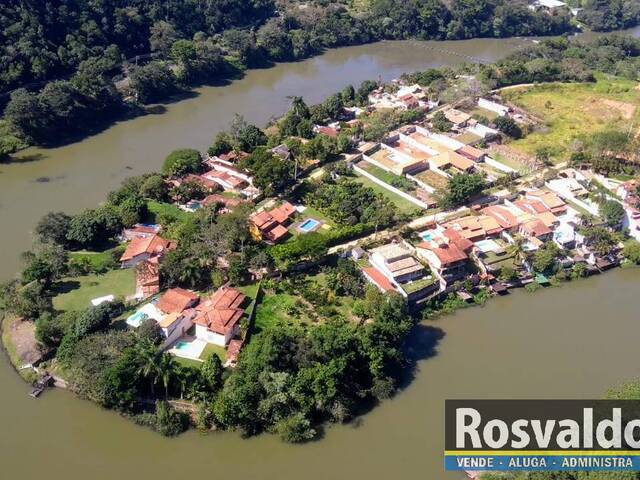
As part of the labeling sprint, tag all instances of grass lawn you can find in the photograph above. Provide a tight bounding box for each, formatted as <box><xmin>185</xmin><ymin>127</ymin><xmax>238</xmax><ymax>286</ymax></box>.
<box><xmin>200</xmin><ymin>343</ymin><xmax>226</xmax><ymax>361</ymax></box>
<box><xmin>254</xmin><ymin>293</ymin><xmax>309</xmax><ymax>333</ymax></box>
<box><xmin>52</xmin><ymin>269</ymin><xmax>136</xmax><ymax>312</ymax></box>
<box><xmin>69</xmin><ymin>248</ymin><xmax>121</xmax><ymax>270</ymax></box>
<box><xmin>353</xmin><ymin>172</ymin><xmax>421</xmax><ymax>215</ymax></box>
<box><xmin>502</xmin><ymin>74</ymin><xmax>640</xmax><ymax>163</ymax></box>
<box><xmin>146</xmin><ymin>200</ymin><xmax>191</xmax><ymax>223</ymax></box>
<box><xmin>489</xmin><ymin>152</ymin><xmax>527</xmax><ymax>172</ymax></box>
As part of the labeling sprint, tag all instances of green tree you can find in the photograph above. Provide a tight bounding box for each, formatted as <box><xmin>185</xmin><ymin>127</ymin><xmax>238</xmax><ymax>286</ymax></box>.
<box><xmin>494</xmin><ymin>115</ymin><xmax>522</xmax><ymax>139</ymax></box>
<box><xmin>599</xmin><ymin>199</ymin><xmax>625</xmax><ymax>228</ymax></box>
<box><xmin>162</xmin><ymin>149</ymin><xmax>203</xmax><ymax>177</ymax></box>
<box><xmin>440</xmin><ymin>173</ymin><xmax>487</xmax><ymax>208</ymax></box>
<box><xmin>431</xmin><ymin>111</ymin><xmax>453</xmax><ymax>132</ymax></box>
<box><xmin>201</xmin><ymin>354</ymin><xmax>224</xmax><ymax>393</ymax></box>
<box><xmin>35</xmin><ymin>212</ymin><xmax>72</xmax><ymax>246</ymax></box>
<box><xmin>140</xmin><ymin>174</ymin><xmax>168</xmax><ymax>201</ymax></box>
<box><xmin>130</xmin><ymin>62</ymin><xmax>178</xmax><ymax>104</ymax></box>
<box><xmin>623</xmin><ymin>239</ymin><xmax>640</xmax><ymax>264</ymax></box>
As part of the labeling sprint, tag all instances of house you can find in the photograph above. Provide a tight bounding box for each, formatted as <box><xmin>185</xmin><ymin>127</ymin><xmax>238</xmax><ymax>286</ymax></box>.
<box><xmin>444</xmin><ymin>215</ymin><xmax>503</xmax><ymax>241</ymax></box>
<box><xmin>183</xmin><ymin>173</ymin><xmax>221</xmax><ymax>192</ymax></box>
<box><xmin>351</xmin><ymin>246</ymin><xmax>366</xmax><ymax>260</ymax></box>
<box><xmin>135</xmin><ymin>258</ymin><xmax>160</xmax><ymax>299</ymax></box>
<box><xmin>529</xmin><ymin>0</ymin><xmax>568</xmax><ymax>13</ymax></box>
<box><xmin>120</xmin><ymin>234</ymin><xmax>176</xmax><ymax>268</ymax></box>
<box><xmin>201</xmin><ymin>194</ymin><xmax>244</xmax><ymax>211</ymax></box>
<box><xmin>272</xmin><ymin>144</ymin><xmax>292</xmax><ymax>161</ymax></box>
<box><xmin>519</xmin><ymin>218</ymin><xmax>553</xmax><ymax>242</ymax></box>
<box><xmin>201</xmin><ymin>169</ymin><xmax>248</xmax><ymax>192</ymax></box>
<box><xmin>193</xmin><ymin>286</ymin><xmax>246</xmax><ymax>347</ymax></box>
<box><xmin>314</xmin><ymin>125</ymin><xmax>339</xmax><ymax>138</ymax></box>
<box><xmin>122</xmin><ymin>224</ymin><xmax>161</xmax><ymax>241</ymax></box>
<box><xmin>215</xmin><ymin>150</ymin><xmax>249</xmax><ymax>164</ymax></box>
<box><xmin>362</xmin><ymin>267</ymin><xmax>397</xmax><ymax>293</ymax></box>
<box><xmin>456</xmin><ymin>145</ymin><xmax>486</xmax><ymax>163</ymax></box>
<box><xmin>416</xmin><ymin>228</ymin><xmax>473</xmax><ymax>285</ymax></box>
<box><xmin>442</xmin><ymin>108</ymin><xmax>472</xmax><ymax>128</ymax></box>
<box><xmin>525</xmin><ymin>190</ymin><xmax>567</xmax><ymax>215</ymax></box>
<box><xmin>430</xmin><ymin>150</ymin><xmax>476</xmax><ymax>174</ymax></box>
<box><xmin>369</xmin><ymin>243</ymin><xmax>425</xmax><ymax>284</ymax></box>
<box><xmin>364</xmin><ymin>141</ymin><xmax>429</xmax><ymax>176</ymax></box>
<box><xmin>249</xmin><ymin>202</ymin><xmax>297</xmax><ymax>244</ymax></box>
<box><xmin>157</xmin><ymin>288</ymin><xmax>199</xmax><ymax>315</ymax></box>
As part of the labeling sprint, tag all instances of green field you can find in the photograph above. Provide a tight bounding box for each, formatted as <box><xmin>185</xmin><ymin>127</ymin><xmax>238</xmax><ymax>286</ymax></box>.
<box><xmin>146</xmin><ymin>200</ymin><xmax>191</xmax><ymax>223</ymax></box>
<box><xmin>502</xmin><ymin>74</ymin><xmax>640</xmax><ymax>163</ymax></box>
<box><xmin>53</xmin><ymin>269</ymin><xmax>136</xmax><ymax>312</ymax></box>
<box><xmin>353</xmin><ymin>172</ymin><xmax>421</xmax><ymax>215</ymax></box>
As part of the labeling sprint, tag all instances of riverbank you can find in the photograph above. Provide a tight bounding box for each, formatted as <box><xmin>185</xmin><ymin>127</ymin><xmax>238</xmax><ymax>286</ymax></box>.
<box><xmin>0</xmin><ymin>268</ymin><xmax>638</xmax><ymax>480</ymax></box>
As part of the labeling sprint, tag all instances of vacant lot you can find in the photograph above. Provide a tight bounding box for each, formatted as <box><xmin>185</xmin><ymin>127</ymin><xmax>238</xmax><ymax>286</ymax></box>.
<box><xmin>53</xmin><ymin>269</ymin><xmax>136</xmax><ymax>312</ymax></box>
<box><xmin>353</xmin><ymin>172</ymin><xmax>421</xmax><ymax>215</ymax></box>
<box><xmin>502</xmin><ymin>75</ymin><xmax>640</xmax><ymax>163</ymax></box>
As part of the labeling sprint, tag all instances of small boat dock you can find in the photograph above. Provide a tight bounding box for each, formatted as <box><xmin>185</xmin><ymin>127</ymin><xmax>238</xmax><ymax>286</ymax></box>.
<box><xmin>29</xmin><ymin>374</ymin><xmax>53</xmax><ymax>398</ymax></box>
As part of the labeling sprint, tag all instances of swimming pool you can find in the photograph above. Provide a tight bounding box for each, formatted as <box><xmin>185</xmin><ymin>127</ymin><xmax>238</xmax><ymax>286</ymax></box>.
<box><xmin>475</xmin><ymin>239</ymin><xmax>500</xmax><ymax>253</ymax></box>
<box><xmin>419</xmin><ymin>231</ymin><xmax>435</xmax><ymax>242</ymax></box>
<box><xmin>126</xmin><ymin>311</ymin><xmax>148</xmax><ymax>328</ymax></box>
<box><xmin>298</xmin><ymin>218</ymin><xmax>321</xmax><ymax>233</ymax></box>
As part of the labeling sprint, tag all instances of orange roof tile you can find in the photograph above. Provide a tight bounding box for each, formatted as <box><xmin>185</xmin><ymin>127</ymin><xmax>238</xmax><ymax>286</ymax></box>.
<box><xmin>157</xmin><ymin>288</ymin><xmax>199</xmax><ymax>314</ymax></box>
<box><xmin>120</xmin><ymin>235</ymin><xmax>176</xmax><ymax>262</ymax></box>
<box><xmin>418</xmin><ymin>241</ymin><xmax>467</xmax><ymax>266</ymax></box>
<box><xmin>194</xmin><ymin>286</ymin><xmax>246</xmax><ymax>335</ymax></box>
<box><xmin>362</xmin><ymin>267</ymin><xmax>396</xmax><ymax>293</ymax></box>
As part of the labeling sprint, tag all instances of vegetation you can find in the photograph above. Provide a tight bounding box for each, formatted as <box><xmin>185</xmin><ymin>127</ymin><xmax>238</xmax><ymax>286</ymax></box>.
<box><xmin>0</xmin><ymin>0</ymin><xmax>587</xmax><ymax>153</ymax></box>
<box><xmin>502</xmin><ymin>75</ymin><xmax>640</xmax><ymax>164</ymax></box>
<box><xmin>438</xmin><ymin>173</ymin><xmax>487</xmax><ymax>208</ymax></box>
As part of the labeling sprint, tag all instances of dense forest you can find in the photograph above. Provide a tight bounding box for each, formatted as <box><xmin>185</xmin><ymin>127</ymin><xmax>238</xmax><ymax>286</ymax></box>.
<box><xmin>1</xmin><ymin>0</ymin><xmax>639</xmax><ymax>153</ymax></box>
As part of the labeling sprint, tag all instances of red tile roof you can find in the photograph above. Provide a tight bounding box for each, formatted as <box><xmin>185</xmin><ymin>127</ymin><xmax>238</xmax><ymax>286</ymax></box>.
<box><xmin>418</xmin><ymin>241</ymin><xmax>467</xmax><ymax>266</ymax></box>
<box><xmin>362</xmin><ymin>267</ymin><xmax>395</xmax><ymax>293</ymax></box>
<box><xmin>225</xmin><ymin>339</ymin><xmax>243</xmax><ymax>365</ymax></box>
<box><xmin>218</xmin><ymin>151</ymin><xmax>249</xmax><ymax>163</ymax></box>
<box><xmin>269</xmin><ymin>202</ymin><xmax>296</xmax><ymax>224</ymax></box>
<box><xmin>520</xmin><ymin>218</ymin><xmax>552</xmax><ymax>238</ymax></box>
<box><xmin>264</xmin><ymin>224</ymin><xmax>289</xmax><ymax>243</ymax></box>
<box><xmin>194</xmin><ymin>286</ymin><xmax>246</xmax><ymax>336</ymax></box>
<box><xmin>135</xmin><ymin>259</ymin><xmax>160</xmax><ymax>297</ymax></box>
<box><xmin>442</xmin><ymin>228</ymin><xmax>474</xmax><ymax>252</ymax></box>
<box><xmin>202</xmin><ymin>194</ymin><xmax>243</xmax><ymax>209</ymax></box>
<box><xmin>481</xmin><ymin>205</ymin><xmax>519</xmax><ymax>229</ymax></box>
<box><xmin>316</xmin><ymin>126</ymin><xmax>339</xmax><ymax>138</ymax></box>
<box><xmin>120</xmin><ymin>235</ymin><xmax>176</xmax><ymax>262</ymax></box>
<box><xmin>157</xmin><ymin>288</ymin><xmax>199</xmax><ymax>314</ymax></box>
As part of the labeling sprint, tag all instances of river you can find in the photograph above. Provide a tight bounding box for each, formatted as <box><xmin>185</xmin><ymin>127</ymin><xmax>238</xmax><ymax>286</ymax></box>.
<box><xmin>1</xmin><ymin>32</ymin><xmax>640</xmax><ymax>480</ymax></box>
<box><xmin>1</xmin><ymin>268</ymin><xmax>639</xmax><ymax>479</ymax></box>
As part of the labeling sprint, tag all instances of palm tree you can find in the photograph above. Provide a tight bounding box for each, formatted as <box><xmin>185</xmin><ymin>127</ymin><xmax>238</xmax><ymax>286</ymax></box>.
<box><xmin>136</xmin><ymin>342</ymin><xmax>161</xmax><ymax>397</ymax></box>
<box><xmin>508</xmin><ymin>234</ymin><xmax>528</xmax><ymax>268</ymax></box>
<box><xmin>157</xmin><ymin>353</ymin><xmax>177</xmax><ymax>399</ymax></box>
<box><xmin>287</xmin><ymin>95</ymin><xmax>309</xmax><ymax>118</ymax></box>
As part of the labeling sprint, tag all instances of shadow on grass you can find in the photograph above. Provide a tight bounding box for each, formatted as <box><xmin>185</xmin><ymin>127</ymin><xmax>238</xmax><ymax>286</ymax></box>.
<box><xmin>51</xmin><ymin>280</ymin><xmax>81</xmax><ymax>295</ymax></box>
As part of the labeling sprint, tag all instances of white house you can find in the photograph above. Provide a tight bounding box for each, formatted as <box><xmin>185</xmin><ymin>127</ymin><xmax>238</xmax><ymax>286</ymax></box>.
<box><xmin>192</xmin><ymin>286</ymin><xmax>246</xmax><ymax>347</ymax></box>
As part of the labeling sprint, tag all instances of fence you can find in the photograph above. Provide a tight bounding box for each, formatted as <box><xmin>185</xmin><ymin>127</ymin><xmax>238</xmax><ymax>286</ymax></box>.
<box><xmin>353</xmin><ymin>163</ymin><xmax>431</xmax><ymax>210</ymax></box>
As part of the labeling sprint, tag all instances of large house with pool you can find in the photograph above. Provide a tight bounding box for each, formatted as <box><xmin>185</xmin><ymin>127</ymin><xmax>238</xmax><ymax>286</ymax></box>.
<box><xmin>192</xmin><ymin>286</ymin><xmax>246</xmax><ymax>347</ymax></box>
<box><xmin>249</xmin><ymin>202</ymin><xmax>297</xmax><ymax>244</ymax></box>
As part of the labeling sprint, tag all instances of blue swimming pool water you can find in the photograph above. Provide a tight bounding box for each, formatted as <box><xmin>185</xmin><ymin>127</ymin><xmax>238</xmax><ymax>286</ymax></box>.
<box><xmin>126</xmin><ymin>311</ymin><xmax>148</xmax><ymax>328</ymax></box>
<box><xmin>175</xmin><ymin>341</ymin><xmax>189</xmax><ymax>350</ymax></box>
<box><xmin>420</xmin><ymin>232</ymin><xmax>434</xmax><ymax>241</ymax></box>
<box><xmin>299</xmin><ymin>218</ymin><xmax>320</xmax><ymax>232</ymax></box>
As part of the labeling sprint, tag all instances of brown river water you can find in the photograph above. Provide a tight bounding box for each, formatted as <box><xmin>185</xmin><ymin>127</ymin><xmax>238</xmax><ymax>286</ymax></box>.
<box><xmin>1</xmin><ymin>32</ymin><xmax>640</xmax><ymax>480</ymax></box>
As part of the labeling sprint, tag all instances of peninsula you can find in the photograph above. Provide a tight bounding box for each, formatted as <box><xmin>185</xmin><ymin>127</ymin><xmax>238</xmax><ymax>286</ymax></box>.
<box><xmin>2</xmin><ymin>32</ymin><xmax>640</xmax><ymax>447</ymax></box>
